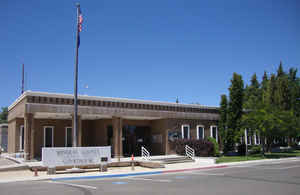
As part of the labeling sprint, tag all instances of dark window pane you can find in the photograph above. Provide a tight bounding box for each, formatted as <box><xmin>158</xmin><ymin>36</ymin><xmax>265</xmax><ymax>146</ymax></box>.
<box><xmin>45</xmin><ymin>128</ymin><xmax>53</xmax><ymax>147</ymax></box>
<box><xmin>198</xmin><ymin>127</ymin><xmax>203</xmax><ymax>139</ymax></box>
<box><xmin>183</xmin><ymin>126</ymin><xmax>189</xmax><ymax>139</ymax></box>
<box><xmin>66</xmin><ymin>128</ymin><xmax>72</xmax><ymax>147</ymax></box>
<box><xmin>212</xmin><ymin>127</ymin><xmax>217</xmax><ymax>139</ymax></box>
<box><xmin>21</xmin><ymin>127</ymin><xmax>24</xmax><ymax>150</ymax></box>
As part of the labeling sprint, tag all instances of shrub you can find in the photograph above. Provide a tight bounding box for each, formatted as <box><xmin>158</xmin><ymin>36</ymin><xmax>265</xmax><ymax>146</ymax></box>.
<box><xmin>238</xmin><ymin>143</ymin><xmax>246</xmax><ymax>155</ymax></box>
<box><xmin>169</xmin><ymin>139</ymin><xmax>215</xmax><ymax>157</ymax></box>
<box><xmin>249</xmin><ymin>145</ymin><xmax>262</xmax><ymax>154</ymax></box>
<box><xmin>237</xmin><ymin>144</ymin><xmax>262</xmax><ymax>155</ymax></box>
<box><xmin>205</xmin><ymin>137</ymin><xmax>220</xmax><ymax>156</ymax></box>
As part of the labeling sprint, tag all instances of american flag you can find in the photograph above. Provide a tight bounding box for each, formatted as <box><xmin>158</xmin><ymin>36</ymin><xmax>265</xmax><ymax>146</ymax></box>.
<box><xmin>78</xmin><ymin>8</ymin><xmax>83</xmax><ymax>32</ymax></box>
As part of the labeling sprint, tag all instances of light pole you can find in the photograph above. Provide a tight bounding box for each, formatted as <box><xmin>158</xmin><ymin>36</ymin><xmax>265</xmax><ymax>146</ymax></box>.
<box><xmin>73</xmin><ymin>3</ymin><xmax>81</xmax><ymax>147</ymax></box>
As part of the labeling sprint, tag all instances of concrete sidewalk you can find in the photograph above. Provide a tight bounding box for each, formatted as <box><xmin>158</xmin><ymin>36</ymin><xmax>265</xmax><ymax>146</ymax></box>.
<box><xmin>0</xmin><ymin>156</ymin><xmax>218</xmax><ymax>183</ymax></box>
<box><xmin>0</xmin><ymin>155</ymin><xmax>299</xmax><ymax>183</ymax></box>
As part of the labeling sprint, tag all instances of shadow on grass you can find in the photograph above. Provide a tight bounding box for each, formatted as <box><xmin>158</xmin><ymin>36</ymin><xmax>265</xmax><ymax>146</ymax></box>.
<box><xmin>264</xmin><ymin>152</ymin><xmax>298</xmax><ymax>159</ymax></box>
<box><xmin>216</xmin><ymin>150</ymin><xmax>300</xmax><ymax>163</ymax></box>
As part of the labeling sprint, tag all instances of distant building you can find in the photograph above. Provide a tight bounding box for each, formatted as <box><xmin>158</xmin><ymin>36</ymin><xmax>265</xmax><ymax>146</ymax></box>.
<box><xmin>0</xmin><ymin>123</ymin><xmax>8</xmax><ymax>152</ymax></box>
<box><xmin>7</xmin><ymin>91</ymin><xmax>220</xmax><ymax>160</ymax></box>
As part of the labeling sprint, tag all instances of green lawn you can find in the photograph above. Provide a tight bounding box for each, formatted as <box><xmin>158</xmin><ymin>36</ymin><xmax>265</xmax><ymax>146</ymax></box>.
<box><xmin>216</xmin><ymin>150</ymin><xmax>300</xmax><ymax>164</ymax></box>
<box><xmin>264</xmin><ymin>150</ymin><xmax>300</xmax><ymax>158</ymax></box>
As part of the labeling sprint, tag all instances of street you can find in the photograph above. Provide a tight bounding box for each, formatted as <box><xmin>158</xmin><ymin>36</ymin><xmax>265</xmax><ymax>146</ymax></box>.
<box><xmin>1</xmin><ymin>159</ymin><xmax>300</xmax><ymax>195</ymax></box>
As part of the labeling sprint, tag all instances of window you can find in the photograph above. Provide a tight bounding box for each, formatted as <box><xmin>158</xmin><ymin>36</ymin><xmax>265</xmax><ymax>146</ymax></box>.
<box><xmin>44</xmin><ymin>126</ymin><xmax>54</xmax><ymax>147</ymax></box>
<box><xmin>196</xmin><ymin>125</ymin><xmax>204</xmax><ymax>140</ymax></box>
<box><xmin>247</xmin><ymin>130</ymin><xmax>252</xmax><ymax>145</ymax></box>
<box><xmin>181</xmin><ymin>125</ymin><xmax>190</xmax><ymax>139</ymax></box>
<box><xmin>65</xmin><ymin>127</ymin><xmax>72</xmax><ymax>147</ymax></box>
<box><xmin>244</xmin><ymin>129</ymin><xmax>252</xmax><ymax>145</ymax></box>
<box><xmin>254</xmin><ymin>132</ymin><xmax>260</xmax><ymax>145</ymax></box>
<box><xmin>19</xmin><ymin>125</ymin><xmax>24</xmax><ymax>151</ymax></box>
<box><xmin>210</xmin><ymin>126</ymin><xmax>218</xmax><ymax>142</ymax></box>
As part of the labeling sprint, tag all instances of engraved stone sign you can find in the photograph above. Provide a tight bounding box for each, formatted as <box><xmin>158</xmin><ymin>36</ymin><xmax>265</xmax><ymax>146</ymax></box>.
<box><xmin>42</xmin><ymin>146</ymin><xmax>111</xmax><ymax>167</ymax></box>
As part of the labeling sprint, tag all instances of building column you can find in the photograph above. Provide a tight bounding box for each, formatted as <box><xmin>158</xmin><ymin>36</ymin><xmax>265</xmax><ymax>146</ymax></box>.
<box><xmin>119</xmin><ymin>118</ymin><xmax>123</xmax><ymax>157</ymax></box>
<box><xmin>8</xmin><ymin>120</ymin><xmax>18</xmax><ymax>154</ymax></box>
<box><xmin>72</xmin><ymin>115</ymin><xmax>82</xmax><ymax>147</ymax></box>
<box><xmin>24</xmin><ymin>113</ymin><xmax>33</xmax><ymax>160</ymax></box>
<box><xmin>112</xmin><ymin>117</ymin><xmax>123</xmax><ymax>160</ymax></box>
<box><xmin>30</xmin><ymin>116</ymin><xmax>35</xmax><ymax>159</ymax></box>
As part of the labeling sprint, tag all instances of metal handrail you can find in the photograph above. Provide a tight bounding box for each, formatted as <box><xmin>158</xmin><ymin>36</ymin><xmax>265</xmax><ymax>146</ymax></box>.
<box><xmin>185</xmin><ymin>145</ymin><xmax>195</xmax><ymax>159</ymax></box>
<box><xmin>141</xmin><ymin>146</ymin><xmax>151</xmax><ymax>161</ymax></box>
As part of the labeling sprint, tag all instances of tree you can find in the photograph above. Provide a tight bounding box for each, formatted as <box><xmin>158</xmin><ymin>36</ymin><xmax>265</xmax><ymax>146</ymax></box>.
<box><xmin>226</xmin><ymin>73</ymin><xmax>244</xmax><ymax>152</ymax></box>
<box><xmin>223</xmin><ymin>62</ymin><xmax>299</xmax><ymax>153</ymax></box>
<box><xmin>265</xmin><ymin>74</ymin><xmax>277</xmax><ymax>107</ymax></box>
<box><xmin>244</xmin><ymin>73</ymin><xmax>261</xmax><ymax>109</ymax></box>
<box><xmin>218</xmin><ymin>94</ymin><xmax>228</xmax><ymax>152</ymax></box>
<box><xmin>288</xmin><ymin>68</ymin><xmax>300</xmax><ymax>117</ymax></box>
<box><xmin>277</xmin><ymin>61</ymin><xmax>285</xmax><ymax>78</ymax></box>
<box><xmin>261</xmin><ymin>71</ymin><xmax>269</xmax><ymax>104</ymax></box>
<box><xmin>275</xmin><ymin>75</ymin><xmax>290</xmax><ymax>110</ymax></box>
<box><xmin>242</xmin><ymin>107</ymin><xmax>281</xmax><ymax>154</ymax></box>
<box><xmin>277</xmin><ymin>110</ymin><xmax>300</xmax><ymax>146</ymax></box>
<box><xmin>0</xmin><ymin>107</ymin><xmax>8</xmax><ymax>124</ymax></box>
<box><xmin>242</xmin><ymin>63</ymin><xmax>300</xmax><ymax>152</ymax></box>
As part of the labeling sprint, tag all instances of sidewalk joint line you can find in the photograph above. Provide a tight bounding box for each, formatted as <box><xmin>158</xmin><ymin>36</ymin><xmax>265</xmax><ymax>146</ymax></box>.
<box><xmin>46</xmin><ymin>181</ymin><xmax>97</xmax><ymax>190</ymax></box>
<box><xmin>126</xmin><ymin>177</ymin><xmax>171</xmax><ymax>182</ymax></box>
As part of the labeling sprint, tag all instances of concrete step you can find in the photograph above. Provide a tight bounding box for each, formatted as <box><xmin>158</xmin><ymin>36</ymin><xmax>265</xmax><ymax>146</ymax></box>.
<box><xmin>162</xmin><ymin>159</ymin><xmax>195</xmax><ymax>164</ymax></box>
<box><xmin>151</xmin><ymin>156</ymin><xmax>195</xmax><ymax>164</ymax></box>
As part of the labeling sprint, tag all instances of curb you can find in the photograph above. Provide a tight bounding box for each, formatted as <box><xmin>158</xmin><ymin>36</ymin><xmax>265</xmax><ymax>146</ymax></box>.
<box><xmin>218</xmin><ymin>156</ymin><xmax>300</xmax><ymax>166</ymax></box>
<box><xmin>0</xmin><ymin>177</ymin><xmax>50</xmax><ymax>184</ymax></box>
<box><xmin>52</xmin><ymin>165</ymin><xmax>228</xmax><ymax>181</ymax></box>
<box><xmin>52</xmin><ymin>171</ymin><xmax>163</xmax><ymax>181</ymax></box>
<box><xmin>162</xmin><ymin>165</ymin><xmax>228</xmax><ymax>173</ymax></box>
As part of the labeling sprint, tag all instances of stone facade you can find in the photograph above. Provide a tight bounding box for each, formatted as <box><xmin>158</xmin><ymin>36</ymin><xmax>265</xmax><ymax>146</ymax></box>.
<box><xmin>8</xmin><ymin>91</ymin><xmax>220</xmax><ymax>160</ymax></box>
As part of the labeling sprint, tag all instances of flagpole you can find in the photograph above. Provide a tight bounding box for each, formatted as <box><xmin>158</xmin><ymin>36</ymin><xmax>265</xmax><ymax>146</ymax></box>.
<box><xmin>22</xmin><ymin>63</ymin><xmax>24</xmax><ymax>94</ymax></box>
<box><xmin>73</xmin><ymin>3</ymin><xmax>80</xmax><ymax>147</ymax></box>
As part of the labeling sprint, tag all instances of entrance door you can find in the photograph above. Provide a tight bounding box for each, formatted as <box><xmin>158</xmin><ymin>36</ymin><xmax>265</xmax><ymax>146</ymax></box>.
<box><xmin>122</xmin><ymin>125</ymin><xmax>151</xmax><ymax>157</ymax></box>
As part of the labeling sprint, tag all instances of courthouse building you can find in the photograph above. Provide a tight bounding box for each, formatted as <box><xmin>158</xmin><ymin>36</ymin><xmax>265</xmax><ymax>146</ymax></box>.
<box><xmin>7</xmin><ymin>91</ymin><xmax>220</xmax><ymax>160</ymax></box>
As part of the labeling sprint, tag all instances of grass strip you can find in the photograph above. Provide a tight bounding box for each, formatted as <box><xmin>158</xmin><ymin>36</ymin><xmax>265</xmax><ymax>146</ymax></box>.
<box><xmin>216</xmin><ymin>150</ymin><xmax>300</xmax><ymax>164</ymax></box>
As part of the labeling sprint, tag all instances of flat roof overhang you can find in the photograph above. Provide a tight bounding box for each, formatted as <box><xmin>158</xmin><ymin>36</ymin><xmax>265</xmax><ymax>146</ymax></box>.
<box><xmin>25</xmin><ymin>103</ymin><xmax>219</xmax><ymax>121</ymax></box>
<box><xmin>33</xmin><ymin>112</ymin><xmax>163</xmax><ymax>120</ymax></box>
<box><xmin>9</xmin><ymin>91</ymin><xmax>219</xmax><ymax>111</ymax></box>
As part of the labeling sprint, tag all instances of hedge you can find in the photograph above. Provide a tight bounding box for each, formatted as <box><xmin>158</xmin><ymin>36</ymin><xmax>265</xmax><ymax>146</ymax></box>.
<box><xmin>206</xmin><ymin>137</ymin><xmax>220</xmax><ymax>156</ymax></box>
<box><xmin>169</xmin><ymin>139</ymin><xmax>216</xmax><ymax>157</ymax></box>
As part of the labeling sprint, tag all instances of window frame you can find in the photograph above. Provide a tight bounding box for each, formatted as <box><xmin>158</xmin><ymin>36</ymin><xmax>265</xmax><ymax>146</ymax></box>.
<box><xmin>254</xmin><ymin>132</ymin><xmax>260</xmax><ymax>145</ymax></box>
<box><xmin>196</xmin><ymin>125</ymin><xmax>205</xmax><ymax>140</ymax></box>
<box><xmin>210</xmin><ymin>125</ymin><xmax>218</xmax><ymax>142</ymax></box>
<box><xmin>43</xmin><ymin>126</ymin><xmax>54</xmax><ymax>147</ymax></box>
<box><xmin>19</xmin><ymin>125</ymin><xmax>24</xmax><ymax>151</ymax></box>
<box><xmin>181</xmin><ymin>124</ymin><xmax>190</xmax><ymax>139</ymax></box>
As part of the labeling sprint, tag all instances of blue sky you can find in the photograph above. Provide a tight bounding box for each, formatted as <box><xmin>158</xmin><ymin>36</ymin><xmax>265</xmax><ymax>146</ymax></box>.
<box><xmin>1</xmin><ymin>0</ymin><xmax>299</xmax><ymax>108</ymax></box>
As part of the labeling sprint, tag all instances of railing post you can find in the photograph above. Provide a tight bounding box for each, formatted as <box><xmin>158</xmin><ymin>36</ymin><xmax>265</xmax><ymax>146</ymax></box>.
<box><xmin>141</xmin><ymin>146</ymin><xmax>151</xmax><ymax>161</ymax></box>
<box><xmin>185</xmin><ymin>145</ymin><xmax>195</xmax><ymax>160</ymax></box>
